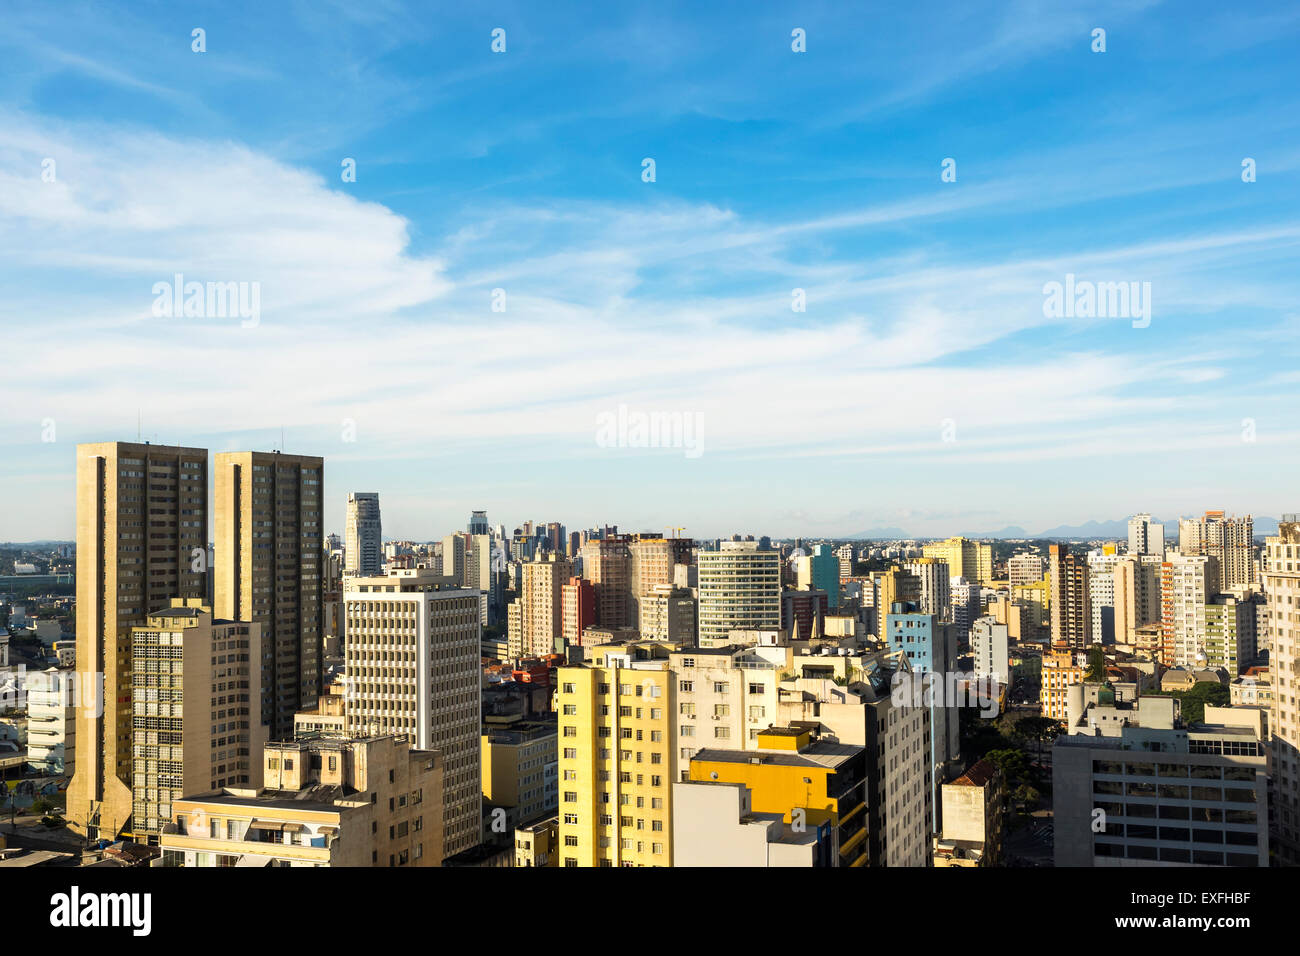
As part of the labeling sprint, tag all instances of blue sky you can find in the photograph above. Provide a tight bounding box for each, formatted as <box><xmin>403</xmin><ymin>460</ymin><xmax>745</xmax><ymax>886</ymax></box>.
<box><xmin>1</xmin><ymin>0</ymin><xmax>1299</xmax><ymax>541</ymax></box>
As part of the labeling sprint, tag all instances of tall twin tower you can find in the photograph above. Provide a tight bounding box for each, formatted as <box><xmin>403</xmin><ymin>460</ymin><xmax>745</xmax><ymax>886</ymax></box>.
<box><xmin>67</xmin><ymin>441</ymin><xmax>324</xmax><ymax>841</ymax></box>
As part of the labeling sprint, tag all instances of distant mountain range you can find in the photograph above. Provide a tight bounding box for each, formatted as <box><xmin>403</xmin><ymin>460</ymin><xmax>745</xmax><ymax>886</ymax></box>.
<box><xmin>848</xmin><ymin>516</ymin><xmax>1282</xmax><ymax>541</ymax></box>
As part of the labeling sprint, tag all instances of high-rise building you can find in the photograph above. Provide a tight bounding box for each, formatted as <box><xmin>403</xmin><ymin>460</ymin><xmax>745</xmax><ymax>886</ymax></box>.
<box><xmin>343</xmin><ymin>568</ymin><xmax>482</xmax><ymax>859</ymax></box>
<box><xmin>904</xmin><ymin>557</ymin><xmax>950</xmax><ymax>620</ymax></box>
<box><xmin>129</xmin><ymin>600</ymin><xmax>263</xmax><ymax>841</ymax></box>
<box><xmin>923</xmin><ymin>537</ymin><xmax>993</xmax><ymax>586</ymax></box>
<box><xmin>464</xmin><ymin>533</ymin><xmax>495</xmax><ymax>625</ymax></box>
<box><xmin>1087</xmin><ymin>548</ymin><xmax>1122</xmax><ymax>645</ymax></box>
<box><xmin>1113</xmin><ymin>554</ymin><xmax>1163</xmax><ymax>647</ymax></box>
<box><xmin>1007</xmin><ymin>552</ymin><xmax>1046</xmax><ymax>588</ymax></box>
<box><xmin>835</xmin><ymin>543</ymin><xmax>854</xmax><ymax>580</ymax></box>
<box><xmin>69</xmin><ymin>440</ymin><xmax>209</xmax><ymax>841</ymax></box>
<box><xmin>581</xmin><ymin>535</ymin><xmax>634</xmax><ymax>628</ymax></box>
<box><xmin>1010</xmin><ymin>576</ymin><xmax>1050</xmax><ymax>639</ymax></box>
<box><xmin>1180</xmin><ymin>511</ymin><xmax>1254</xmax><ymax>591</ymax></box>
<box><xmin>555</xmin><ymin>641</ymin><xmax>676</xmax><ymax>866</ymax></box>
<box><xmin>345</xmin><ymin>492</ymin><xmax>382</xmax><ymax>576</ymax></box>
<box><xmin>469</xmin><ymin>510</ymin><xmax>490</xmax><ymax>536</ymax></box>
<box><xmin>214</xmin><ymin>450</ymin><xmax>324</xmax><ymax>740</ymax></box>
<box><xmin>628</xmin><ymin>535</ymin><xmax>675</xmax><ymax>622</ymax></box>
<box><xmin>561</xmin><ymin>575</ymin><xmax>596</xmax><ymax>648</ymax></box>
<box><xmin>25</xmin><ymin>667</ymin><xmax>76</xmax><ymax>775</ymax></box>
<box><xmin>480</xmin><ymin>717</ymin><xmax>558</xmax><ymax>832</ymax></box>
<box><xmin>884</xmin><ymin>602</ymin><xmax>959</xmax><ymax>831</ymax></box>
<box><xmin>697</xmin><ymin>541</ymin><xmax>781</xmax><ymax>648</ymax></box>
<box><xmin>950</xmin><ymin>577</ymin><xmax>980</xmax><ymax>644</ymax></box>
<box><xmin>874</xmin><ymin>567</ymin><xmax>921</xmax><ymax>628</ymax></box>
<box><xmin>1127</xmin><ymin>513</ymin><xmax>1165</xmax><ymax>557</ymax></box>
<box><xmin>510</xmin><ymin>554</ymin><xmax>573</xmax><ymax>658</ymax></box>
<box><xmin>1262</xmin><ymin>516</ymin><xmax>1300</xmax><ymax>863</ymax></box>
<box><xmin>1040</xmin><ymin>645</ymin><xmax>1083</xmax><ymax>722</ymax></box>
<box><xmin>781</xmin><ymin>588</ymin><xmax>828</xmax><ymax>641</ymax></box>
<box><xmin>1053</xmin><ymin>689</ymin><xmax>1267</xmax><ymax>867</ymax></box>
<box><xmin>670</xmin><ymin>644</ymin><xmax>786</xmax><ymax>761</ymax></box>
<box><xmin>971</xmin><ymin>616</ymin><xmax>1010</xmax><ymax>687</ymax></box>
<box><xmin>797</xmin><ymin>544</ymin><xmax>841</xmax><ymax>608</ymax></box>
<box><xmin>442</xmin><ymin>532</ymin><xmax>467</xmax><ymax>584</ymax></box>
<box><xmin>1048</xmin><ymin>544</ymin><xmax>1091</xmax><ymax>649</ymax></box>
<box><xmin>1203</xmin><ymin>595</ymin><xmax>1257</xmax><ymax>676</ymax></box>
<box><xmin>1161</xmin><ymin>553</ymin><xmax>1219</xmax><ymax>668</ymax></box>
<box><xmin>638</xmin><ymin>584</ymin><xmax>696</xmax><ymax>643</ymax></box>
<box><xmin>774</xmin><ymin>648</ymin><xmax>932</xmax><ymax>866</ymax></box>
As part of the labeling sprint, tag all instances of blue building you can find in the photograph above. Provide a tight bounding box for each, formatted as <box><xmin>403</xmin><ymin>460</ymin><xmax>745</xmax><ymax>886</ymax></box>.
<box><xmin>805</xmin><ymin>544</ymin><xmax>841</xmax><ymax>609</ymax></box>
<box><xmin>884</xmin><ymin>601</ymin><xmax>960</xmax><ymax>834</ymax></box>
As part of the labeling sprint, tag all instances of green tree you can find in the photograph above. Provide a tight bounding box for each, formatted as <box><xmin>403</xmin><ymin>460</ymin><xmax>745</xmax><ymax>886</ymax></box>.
<box><xmin>984</xmin><ymin>747</ymin><xmax>1030</xmax><ymax>785</ymax></box>
<box><xmin>1084</xmin><ymin>644</ymin><xmax>1107</xmax><ymax>683</ymax></box>
<box><xmin>1013</xmin><ymin>715</ymin><xmax>1061</xmax><ymax>753</ymax></box>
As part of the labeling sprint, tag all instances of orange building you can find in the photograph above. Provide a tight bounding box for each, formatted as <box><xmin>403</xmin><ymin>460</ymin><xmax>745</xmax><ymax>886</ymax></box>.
<box><xmin>1039</xmin><ymin>645</ymin><xmax>1083</xmax><ymax>722</ymax></box>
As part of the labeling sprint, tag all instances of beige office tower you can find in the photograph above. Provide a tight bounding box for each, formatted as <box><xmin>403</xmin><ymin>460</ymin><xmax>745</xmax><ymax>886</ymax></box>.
<box><xmin>697</xmin><ymin>542</ymin><xmax>781</xmax><ymax>648</ymax></box>
<box><xmin>214</xmin><ymin>451</ymin><xmax>323</xmax><ymax>741</ymax></box>
<box><xmin>922</xmin><ymin>536</ymin><xmax>993</xmax><ymax>585</ymax></box>
<box><xmin>345</xmin><ymin>492</ymin><xmax>382</xmax><ymax>575</ymax></box>
<box><xmin>129</xmin><ymin>600</ymin><xmax>264</xmax><ymax>841</ymax></box>
<box><xmin>510</xmin><ymin>554</ymin><xmax>573</xmax><ymax>658</ymax></box>
<box><xmin>1112</xmin><ymin>554</ymin><xmax>1163</xmax><ymax>646</ymax></box>
<box><xmin>874</xmin><ymin>567</ymin><xmax>921</xmax><ymax>625</ymax></box>
<box><xmin>1007</xmin><ymin>552</ymin><xmax>1046</xmax><ymax>588</ymax></box>
<box><xmin>463</xmin><ymin>533</ymin><xmax>493</xmax><ymax>625</ymax></box>
<box><xmin>629</xmin><ymin>535</ymin><xmax>675</xmax><ymax>622</ymax></box>
<box><xmin>638</xmin><ymin>584</ymin><xmax>696</xmax><ymax>642</ymax></box>
<box><xmin>344</xmin><ymin>568</ymin><xmax>482</xmax><ymax>858</ymax></box>
<box><xmin>1263</xmin><ymin>517</ymin><xmax>1300</xmax><ymax>863</ymax></box>
<box><xmin>1180</xmin><ymin>511</ymin><xmax>1254</xmax><ymax>590</ymax></box>
<box><xmin>904</xmin><ymin>557</ymin><xmax>951</xmax><ymax>620</ymax></box>
<box><xmin>1160</xmin><ymin>553</ymin><xmax>1220</xmax><ymax>667</ymax></box>
<box><xmin>68</xmin><ymin>441</ymin><xmax>209</xmax><ymax>841</ymax></box>
<box><xmin>442</xmin><ymin>532</ymin><xmax>467</xmax><ymax>583</ymax></box>
<box><xmin>1048</xmin><ymin>544</ymin><xmax>1091</xmax><ymax>649</ymax></box>
<box><xmin>581</xmin><ymin>536</ymin><xmax>634</xmax><ymax>628</ymax></box>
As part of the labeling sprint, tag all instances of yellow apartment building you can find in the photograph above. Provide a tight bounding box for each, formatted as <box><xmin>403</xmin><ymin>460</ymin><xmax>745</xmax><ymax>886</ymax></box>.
<box><xmin>556</xmin><ymin>640</ymin><xmax>676</xmax><ymax>866</ymax></box>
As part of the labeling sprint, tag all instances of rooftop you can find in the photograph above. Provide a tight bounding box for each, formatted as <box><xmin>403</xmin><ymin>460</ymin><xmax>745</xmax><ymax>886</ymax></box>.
<box><xmin>693</xmin><ymin>739</ymin><xmax>861</xmax><ymax>771</ymax></box>
<box><xmin>951</xmin><ymin>758</ymin><xmax>997</xmax><ymax>788</ymax></box>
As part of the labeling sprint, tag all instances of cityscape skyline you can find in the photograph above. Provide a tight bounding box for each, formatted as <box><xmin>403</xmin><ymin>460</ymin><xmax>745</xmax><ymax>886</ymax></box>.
<box><xmin>1</xmin><ymin>0</ymin><xmax>1296</xmax><ymax>897</ymax></box>
<box><xmin>0</xmin><ymin>457</ymin><xmax>1286</xmax><ymax>546</ymax></box>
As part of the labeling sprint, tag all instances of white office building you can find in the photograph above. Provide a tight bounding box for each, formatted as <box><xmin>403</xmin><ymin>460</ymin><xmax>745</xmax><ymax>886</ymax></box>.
<box><xmin>343</xmin><ymin>568</ymin><xmax>482</xmax><ymax>859</ymax></box>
